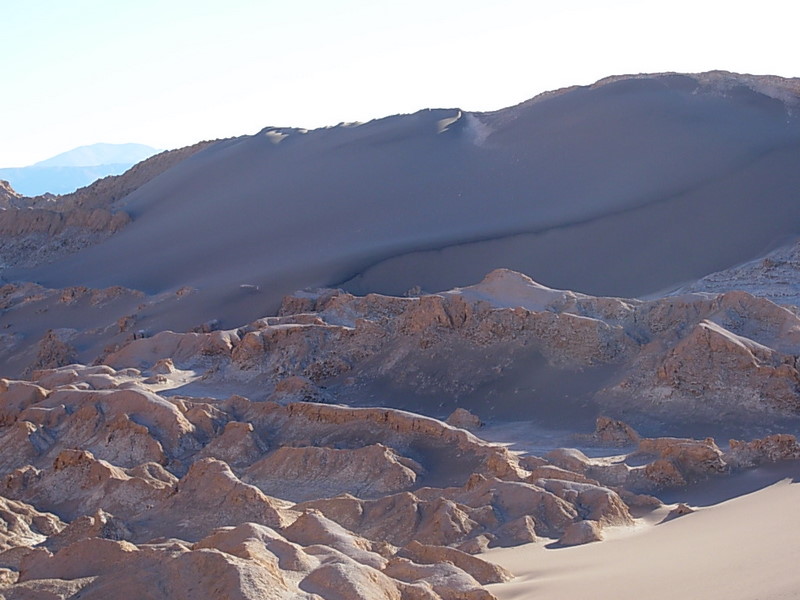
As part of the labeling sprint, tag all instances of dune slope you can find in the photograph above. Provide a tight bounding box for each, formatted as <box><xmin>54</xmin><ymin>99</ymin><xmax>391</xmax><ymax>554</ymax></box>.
<box><xmin>8</xmin><ymin>72</ymin><xmax>800</xmax><ymax>333</ymax></box>
<box><xmin>488</xmin><ymin>466</ymin><xmax>800</xmax><ymax>600</ymax></box>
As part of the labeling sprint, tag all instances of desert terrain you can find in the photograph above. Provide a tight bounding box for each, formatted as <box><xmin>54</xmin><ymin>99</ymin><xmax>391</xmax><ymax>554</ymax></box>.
<box><xmin>1</xmin><ymin>71</ymin><xmax>800</xmax><ymax>599</ymax></box>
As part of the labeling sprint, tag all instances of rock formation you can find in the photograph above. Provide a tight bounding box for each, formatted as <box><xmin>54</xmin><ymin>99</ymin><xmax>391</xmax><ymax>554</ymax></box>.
<box><xmin>726</xmin><ymin>434</ymin><xmax>800</xmax><ymax>467</ymax></box>
<box><xmin>80</xmin><ymin>270</ymin><xmax>800</xmax><ymax>429</ymax></box>
<box><xmin>3</xmin><ymin>263</ymin><xmax>800</xmax><ymax>435</ymax></box>
<box><xmin>0</xmin><ymin>180</ymin><xmax>22</xmax><ymax>209</ymax></box>
<box><xmin>0</xmin><ymin>141</ymin><xmax>214</xmax><ymax>271</ymax></box>
<box><xmin>0</xmin><ymin>299</ymin><xmax>797</xmax><ymax>597</ymax></box>
<box><xmin>0</xmin><ymin>363</ymin><xmax>678</xmax><ymax>599</ymax></box>
<box><xmin>558</xmin><ymin>520</ymin><xmax>604</xmax><ymax>546</ymax></box>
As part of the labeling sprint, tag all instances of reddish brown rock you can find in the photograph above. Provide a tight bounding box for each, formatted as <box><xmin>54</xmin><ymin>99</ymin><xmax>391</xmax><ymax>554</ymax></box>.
<box><xmin>558</xmin><ymin>520</ymin><xmax>604</xmax><ymax>546</ymax></box>
<box><xmin>281</xmin><ymin>510</ymin><xmax>385</xmax><ymax>569</ymax></box>
<box><xmin>543</xmin><ymin>448</ymin><xmax>591</xmax><ymax>474</ymax></box>
<box><xmin>196</xmin><ymin>421</ymin><xmax>267</xmax><ymax>468</ymax></box>
<box><xmin>45</xmin><ymin>509</ymin><xmax>131</xmax><ymax>552</ymax></box>
<box><xmin>592</xmin><ymin>416</ymin><xmax>640</xmax><ymax>446</ymax></box>
<box><xmin>0</xmin><ymin>495</ymin><xmax>63</xmax><ymax>553</ymax></box>
<box><xmin>636</xmin><ymin>437</ymin><xmax>728</xmax><ymax>479</ymax></box>
<box><xmin>0</xmin><ymin>380</ymin><xmax>48</xmax><ymax>425</ymax></box>
<box><xmin>268</xmin><ymin>376</ymin><xmax>323</xmax><ymax>403</ymax></box>
<box><xmin>300</xmin><ymin>557</ymin><xmax>404</xmax><ymax>600</ymax></box>
<box><xmin>727</xmin><ymin>434</ymin><xmax>800</xmax><ymax>467</ymax></box>
<box><xmin>445</xmin><ymin>408</ymin><xmax>482</xmax><ymax>431</ymax></box>
<box><xmin>15</xmin><ymin>536</ymin><xmax>297</xmax><ymax>600</ymax></box>
<box><xmin>30</xmin><ymin>330</ymin><xmax>78</xmax><ymax>372</ymax></box>
<box><xmin>535</xmin><ymin>480</ymin><xmax>633</xmax><ymax>526</ymax></box>
<box><xmin>147</xmin><ymin>458</ymin><xmax>294</xmax><ymax>542</ymax></box>
<box><xmin>398</xmin><ymin>540</ymin><xmax>512</xmax><ymax>585</ymax></box>
<box><xmin>244</xmin><ymin>444</ymin><xmax>422</xmax><ymax>502</ymax></box>
<box><xmin>194</xmin><ymin>522</ymin><xmax>315</xmax><ymax>573</ymax></box>
<box><xmin>492</xmin><ymin>516</ymin><xmax>537</xmax><ymax>547</ymax></box>
<box><xmin>0</xmin><ymin>421</ymin><xmax>53</xmax><ymax>475</ymax></box>
<box><xmin>3</xmin><ymin>449</ymin><xmax>173</xmax><ymax>522</ymax></box>
<box><xmin>663</xmin><ymin>503</ymin><xmax>695</xmax><ymax>523</ymax></box>
<box><xmin>638</xmin><ymin>458</ymin><xmax>687</xmax><ymax>489</ymax></box>
<box><xmin>383</xmin><ymin>556</ymin><xmax>497</xmax><ymax>600</ymax></box>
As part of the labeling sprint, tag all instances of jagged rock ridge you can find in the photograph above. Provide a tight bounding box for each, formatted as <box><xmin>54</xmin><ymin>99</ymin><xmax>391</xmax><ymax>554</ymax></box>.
<box><xmin>85</xmin><ymin>269</ymin><xmax>800</xmax><ymax>434</ymax></box>
<box><xmin>0</xmin><ymin>360</ymin><xmax>796</xmax><ymax>599</ymax></box>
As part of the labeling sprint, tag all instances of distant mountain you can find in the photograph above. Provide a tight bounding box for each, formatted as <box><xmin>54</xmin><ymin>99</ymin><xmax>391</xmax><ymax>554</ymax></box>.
<box><xmin>32</xmin><ymin>143</ymin><xmax>159</xmax><ymax>168</ymax></box>
<box><xmin>0</xmin><ymin>143</ymin><xmax>160</xmax><ymax>196</ymax></box>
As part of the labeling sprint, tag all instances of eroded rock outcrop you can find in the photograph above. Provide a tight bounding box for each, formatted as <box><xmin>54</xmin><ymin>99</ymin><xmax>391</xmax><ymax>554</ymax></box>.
<box><xmin>558</xmin><ymin>520</ymin><xmax>604</xmax><ymax>546</ymax></box>
<box><xmin>30</xmin><ymin>331</ymin><xmax>78</xmax><ymax>372</ymax></box>
<box><xmin>0</xmin><ymin>346</ymin><xmax>798</xmax><ymax>598</ymax></box>
<box><xmin>726</xmin><ymin>434</ymin><xmax>800</xmax><ymax>467</ymax></box>
<box><xmin>2</xmin><ymin>449</ymin><xmax>174</xmax><ymax>522</ymax></box>
<box><xmin>244</xmin><ymin>444</ymin><xmax>423</xmax><ymax>502</ymax></box>
<box><xmin>397</xmin><ymin>541</ymin><xmax>513</xmax><ymax>585</ymax></box>
<box><xmin>0</xmin><ymin>496</ymin><xmax>63</xmax><ymax>553</ymax></box>
<box><xmin>147</xmin><ymin>458</ymin><xmax>294</xmax><ymax>542</ymax></box>
<box><xmin>446</xmin><ymin>408</ymin><xmax>482</xmax><ymax>431</ymax></box>
<box><xmin>0</xmin><ymin>180</ymin><xmax>23</xmax><ymax>209</ymax></box>
<box><xmin>85</xmin><ymin>270</ymin><xmax>800</xmax><ymax>426</ymax></box>
<box><xmin>0</xmin><ymin>142</ymin><xmax>215</xmax><ymax>274</ymax></box>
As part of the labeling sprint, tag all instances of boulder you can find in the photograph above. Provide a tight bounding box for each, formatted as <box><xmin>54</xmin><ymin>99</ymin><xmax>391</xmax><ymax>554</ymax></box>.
<box><xmin>398</xmin><ymin>540</ymin><xmax>512</xmax><ymax>584</ymax></box>
<box><xmin>558</xmin><ymin>520</ymin><xmax>604</xmax><ymax>546</ymax></box>
<box><xmin>445</xmin><ymin>408</ymin><xmax>482</xmax><ymax>431</ymax></box>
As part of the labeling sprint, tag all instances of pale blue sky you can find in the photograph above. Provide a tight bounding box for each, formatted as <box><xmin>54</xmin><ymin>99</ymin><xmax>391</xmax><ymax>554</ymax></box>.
<box><xmin>1</xmin><ymin>0</ymin><xmax>797</xmax><ymax>166</ymax></box>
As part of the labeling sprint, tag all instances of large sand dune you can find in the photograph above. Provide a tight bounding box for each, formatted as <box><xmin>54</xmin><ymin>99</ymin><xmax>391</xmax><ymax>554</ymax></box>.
<box><xmin>9</xmin><ymin>72</ymin><xmax>800</xmax><ymax>333</ymax></box>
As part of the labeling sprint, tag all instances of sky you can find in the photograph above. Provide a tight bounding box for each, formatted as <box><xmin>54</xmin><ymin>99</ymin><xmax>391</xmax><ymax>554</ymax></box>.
<box><xmin>1</xmin><ymin>0</ymin><xmax>798</xmax><ymax>167</ymax></box>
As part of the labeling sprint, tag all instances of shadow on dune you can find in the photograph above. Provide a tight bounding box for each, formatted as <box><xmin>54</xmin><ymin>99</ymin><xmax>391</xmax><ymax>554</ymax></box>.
<box><xmin>658</xmin><ymin>460</ymin><xmax>800</xmax><ymax>507</ymax></box>
<box><xmin>10</xmin><ymin>73</ymin><xmax>800</xmax><ymax>336</ymax></box>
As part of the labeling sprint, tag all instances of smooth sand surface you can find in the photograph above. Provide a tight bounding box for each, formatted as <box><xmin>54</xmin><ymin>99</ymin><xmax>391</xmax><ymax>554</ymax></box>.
<box><xmin>11</xmin><ymin>74</ymin><xmax>800</xmax><ymax>334</ymax></box>
<box><xmin>487</xmin><ymin>464</ymin><xmax>800</xmax><ymax>600</ymax></box>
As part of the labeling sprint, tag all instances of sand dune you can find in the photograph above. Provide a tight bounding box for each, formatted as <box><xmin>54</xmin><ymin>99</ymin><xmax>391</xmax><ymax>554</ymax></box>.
<box><xmin>7</xmin><ymin>72</ymin><xmax>800</xmax><ymax>335</ymax></box>
<box><xmin>488</xmin><ymin>462</ymin><xmax>800</xmax><ymax>600</ymax></box>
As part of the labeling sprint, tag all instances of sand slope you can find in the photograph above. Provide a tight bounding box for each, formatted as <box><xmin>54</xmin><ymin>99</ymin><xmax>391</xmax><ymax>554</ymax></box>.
<box><xmin>8</xmin><ymin>72</ymin><xmax>800</xmax><ymax>333</ymax></box>
<box><xmin>488</xmin><ymin>463</ymin><xmax>800</xmax><ymax>600</ymax></box>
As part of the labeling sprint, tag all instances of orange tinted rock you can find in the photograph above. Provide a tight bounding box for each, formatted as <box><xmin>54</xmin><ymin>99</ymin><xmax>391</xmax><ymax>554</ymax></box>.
<box><xmin>558</xmin><ymin>520</ymin><xmax>604</xmax><ymax>546</ymax></box>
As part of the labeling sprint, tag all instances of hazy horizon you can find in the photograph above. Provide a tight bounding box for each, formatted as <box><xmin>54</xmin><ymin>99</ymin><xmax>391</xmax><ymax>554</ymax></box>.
<box><xmin>2</xmin><ymin>0</ymin><xmax>797</xmax><ymax>166</ymax></box>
